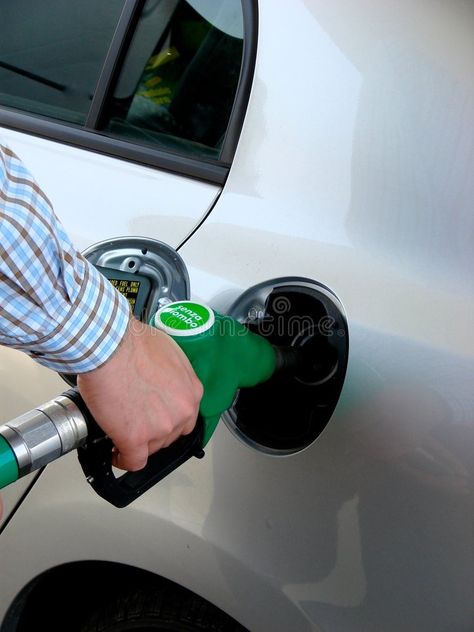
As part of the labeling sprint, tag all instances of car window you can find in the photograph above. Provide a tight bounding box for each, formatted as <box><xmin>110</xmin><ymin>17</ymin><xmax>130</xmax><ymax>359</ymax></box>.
<box><xmin>0</xmin><ymin>0</ymin><xmax>247</xmax><ymax>174</ymax></box>
<box><xmin>0</xmin><ymin>0</ymin><xmax>126</xmax><ymax>125</ymax></box>
<box><xmin>101</xmin><ymin>0</ymin><xmax>244</xmax><ymax>160</ymax></box>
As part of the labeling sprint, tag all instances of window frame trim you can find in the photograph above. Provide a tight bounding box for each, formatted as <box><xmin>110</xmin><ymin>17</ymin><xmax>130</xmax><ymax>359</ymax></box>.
<box><xmin>85</xmin><ymin>0</ymin><xmax>144</xmax><ymax>130</ymax></box>
<box><xmin>0</xmin><ymin>0</ymin><xmax>257</xmax><ymax>185</ymax></box>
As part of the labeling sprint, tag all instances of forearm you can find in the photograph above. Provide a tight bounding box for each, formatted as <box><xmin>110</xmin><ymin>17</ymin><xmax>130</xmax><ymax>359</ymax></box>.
<box><xmin>0</xmin><ymin>143</ymin><xmax>130</xmax><ymax>372</ymax></box>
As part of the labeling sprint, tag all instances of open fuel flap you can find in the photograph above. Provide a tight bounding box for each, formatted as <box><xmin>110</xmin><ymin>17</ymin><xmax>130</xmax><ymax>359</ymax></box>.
<box><xmin>224</xmin><ymin>278</ymin><xmax>349</xmax><ymax>455</ymax></box>
<box><xmin>83</xmin><ymin>236</ymin><xmax>190</xmax><ymax>319</ymax></box>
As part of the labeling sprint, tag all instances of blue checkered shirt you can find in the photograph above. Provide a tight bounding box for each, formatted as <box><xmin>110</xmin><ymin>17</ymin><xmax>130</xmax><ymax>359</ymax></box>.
<box><xmin>0</xmin><ymin>143</ymin><xmax>130</xmax><ymax>373</ymax></box>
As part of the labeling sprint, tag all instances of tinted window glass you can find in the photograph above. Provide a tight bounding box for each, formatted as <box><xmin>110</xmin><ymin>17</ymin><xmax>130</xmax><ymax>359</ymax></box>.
<box><xmin>0</xmin><ymin>0</ymin><xmax>125</xmax><ymax>124</ymax></box>
<box><xmin>102</xmin><ymin>0</ymin><xmax>244</xmax><ymax>160</ymax></box>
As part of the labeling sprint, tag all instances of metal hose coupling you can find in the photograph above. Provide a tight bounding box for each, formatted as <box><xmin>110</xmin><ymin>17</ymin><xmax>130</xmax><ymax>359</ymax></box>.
<box><xmin>0</xmin><ymin>394</ymin><xmax>88</xmax><ymax>487</ymax></box>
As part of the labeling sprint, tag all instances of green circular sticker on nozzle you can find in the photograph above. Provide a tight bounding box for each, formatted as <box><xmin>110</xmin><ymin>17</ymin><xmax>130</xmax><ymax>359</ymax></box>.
<box><xmin>152</xmin><ymin>301</ymin><xmax>215</xmax><ymax>337</ymax></box>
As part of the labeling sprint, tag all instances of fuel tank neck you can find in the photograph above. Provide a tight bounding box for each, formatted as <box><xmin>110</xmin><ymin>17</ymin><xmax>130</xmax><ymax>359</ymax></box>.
<box><xmin>224</xmin><ymin>278</ymin><xmax>348</xmax><ymax>455</ymax></box>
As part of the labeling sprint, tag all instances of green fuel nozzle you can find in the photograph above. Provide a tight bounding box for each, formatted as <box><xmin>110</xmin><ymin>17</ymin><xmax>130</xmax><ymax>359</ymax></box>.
<box><xmin>151</xmin><ymin>300</ymin><xmax>298</xmax><ymax>446</ymax></box>
<box><xmin>0</xmin><ymin>300</ymin><xmax>302</xmax><ymax>507</ymax></box>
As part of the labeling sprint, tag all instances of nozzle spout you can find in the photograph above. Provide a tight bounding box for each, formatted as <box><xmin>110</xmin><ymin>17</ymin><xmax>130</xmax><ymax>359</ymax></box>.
<box><xmin>273</xmin><ymin>346</ymin><xmax>304</xmax><ymax>374</ymax></box>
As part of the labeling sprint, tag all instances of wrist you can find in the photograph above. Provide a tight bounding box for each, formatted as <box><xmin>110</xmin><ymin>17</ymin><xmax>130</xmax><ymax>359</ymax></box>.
<box><xmin>78</xmin><ymin>315</ymin><xmax>137</xmax><ymax>383</ymax></box>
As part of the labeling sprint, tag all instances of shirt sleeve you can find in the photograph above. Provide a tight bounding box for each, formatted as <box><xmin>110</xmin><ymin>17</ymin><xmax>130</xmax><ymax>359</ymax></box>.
<box><xmin>0</xmin><ymin>143</ymin><xmax>131</xmax><ymax>374</ymax></box>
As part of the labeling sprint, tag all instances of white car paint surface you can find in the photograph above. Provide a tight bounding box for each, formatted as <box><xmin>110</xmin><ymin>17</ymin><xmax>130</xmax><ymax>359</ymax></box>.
<box><xmin>0</xmin><ymin>2</ymin><xmax>473</xmax><ymax>632</ymax></box>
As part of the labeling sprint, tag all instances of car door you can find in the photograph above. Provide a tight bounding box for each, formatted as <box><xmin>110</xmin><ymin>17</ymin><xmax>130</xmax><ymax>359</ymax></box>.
<box><xmin>0</xmin><ymin>0</ymin><xmax>253</xmax><ymax>524</ymax></box>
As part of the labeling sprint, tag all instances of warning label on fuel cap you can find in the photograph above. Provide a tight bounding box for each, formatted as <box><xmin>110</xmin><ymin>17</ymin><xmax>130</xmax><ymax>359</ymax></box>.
<box><xmin>109</xmin><ymin>279</ymin><xmax>141</xmax><ymax>312</ymax></box>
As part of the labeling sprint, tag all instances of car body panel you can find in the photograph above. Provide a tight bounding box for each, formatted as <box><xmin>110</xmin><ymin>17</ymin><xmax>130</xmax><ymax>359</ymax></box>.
<box><xmin>1</xmin><ymin>1</ymin><xmax>474</xmax><ymax>632</ymax></box>
<box><xmin>0</xmin><ymin>128</ymin><xmax>221</xmax><ymax>253</ymax></box>
<box><xmin>180</xmin><ymin>1</ymin><xmax>474</xmax><ymax>629</ymax></box>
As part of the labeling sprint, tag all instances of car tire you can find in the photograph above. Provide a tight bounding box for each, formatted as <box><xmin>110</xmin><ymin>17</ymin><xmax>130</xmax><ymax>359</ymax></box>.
<box><xmin>79</xmin><ymin>582</ymin><xmax>246</xmax><ymax>632</ymax></box>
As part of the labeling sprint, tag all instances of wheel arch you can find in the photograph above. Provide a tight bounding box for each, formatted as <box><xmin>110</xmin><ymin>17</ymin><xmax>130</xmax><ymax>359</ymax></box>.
<box><xmin>1</xmin><ymin>560</ymin><xmax>245</xmax><ymax>631</ymax></box>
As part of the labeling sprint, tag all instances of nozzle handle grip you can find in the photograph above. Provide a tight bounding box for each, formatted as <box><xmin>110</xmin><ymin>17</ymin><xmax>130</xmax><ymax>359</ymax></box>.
<box><xmin>66</xmin><ymin>390</ymin><xmax>205</xmax><ymax>508</ymax></box>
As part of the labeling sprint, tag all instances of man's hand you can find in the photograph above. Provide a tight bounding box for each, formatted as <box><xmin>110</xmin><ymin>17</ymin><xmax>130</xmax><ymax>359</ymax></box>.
<box><xmin>77</xmin><ymin>318</ymin><xmax>203</xmax><ymax>471</ymax></box>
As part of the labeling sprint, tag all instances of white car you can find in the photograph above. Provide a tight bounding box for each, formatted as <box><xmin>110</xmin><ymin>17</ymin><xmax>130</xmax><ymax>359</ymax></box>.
<box><xmin>0</xmin><ymin>1</ymin><xmax>473</xmax><ymax>631</ymax></box>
